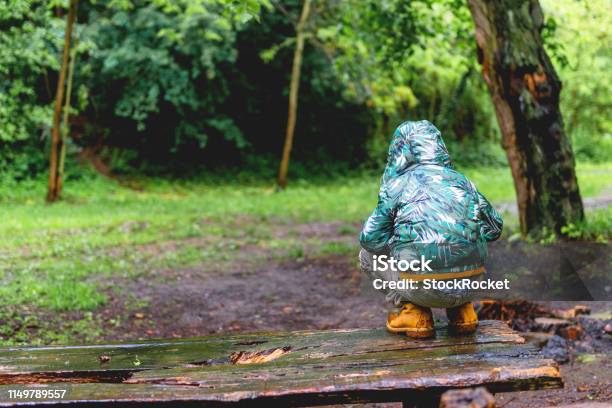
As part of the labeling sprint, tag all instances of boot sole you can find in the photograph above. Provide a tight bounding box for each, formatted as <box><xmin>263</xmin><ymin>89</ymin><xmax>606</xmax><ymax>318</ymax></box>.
<box><xmin>386</xmin><ymin>322</ymin><xmax>435</xmax><ymax>338</ymax></box>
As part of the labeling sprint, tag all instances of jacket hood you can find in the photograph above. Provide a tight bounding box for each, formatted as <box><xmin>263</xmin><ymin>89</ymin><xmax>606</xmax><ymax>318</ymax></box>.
<box><xmin>382</xmin><ymin>120</ymin><xmax>452</xmax><ymax>183</ymax></box>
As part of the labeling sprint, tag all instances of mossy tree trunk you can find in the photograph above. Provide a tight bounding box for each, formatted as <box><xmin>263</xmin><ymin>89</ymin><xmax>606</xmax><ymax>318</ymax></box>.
<box><xmin>467</xmin><ymin>0</ymin><xmax>584</xmax><ymax>237</ymax></box>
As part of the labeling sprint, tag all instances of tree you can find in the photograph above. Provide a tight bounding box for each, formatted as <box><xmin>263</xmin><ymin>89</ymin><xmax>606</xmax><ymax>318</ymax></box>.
<box><xmin>277</xmin><ymin>0</ymin><xmax>312</xmax><ymax>189</ymax></box>
<box><xmin>467</xmin><ymin>0</ymin><xmax>584</xmax><ymax>236</ymax></box>
<box><xmin>47</xmin><ymin>0</ymin><xmax>78</xmax><ymax>203</ymax></box>
<box><xmin>57</xmin><ymin>34</ymin><xmax>78</xmax><ymax>194</ymax></box>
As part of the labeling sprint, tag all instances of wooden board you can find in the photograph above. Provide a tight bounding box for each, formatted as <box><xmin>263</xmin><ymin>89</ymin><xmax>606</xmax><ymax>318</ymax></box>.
<box><xmin>0</xmin><ymin>321</ymin><xmax>562</xmax><ymax>407</ymax></box>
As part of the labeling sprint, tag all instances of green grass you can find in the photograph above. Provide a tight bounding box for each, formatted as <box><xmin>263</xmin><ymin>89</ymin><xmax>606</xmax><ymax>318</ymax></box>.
<box><xmin>561</xmin><ymin>206</ymin><xmax>612</xmax><ymax>242</ymax></box>
<box><xmin>3</xmin><ymin>163</ymin><xmax>607</xmax><ymax>245</ymax></box>
<box><xmin>0</xmin><ymin>163</ymin><xmax>609</xmax><ymax>344</ymax></box>
<box><xmin>461</xmin><ymin>162</ymin><xmax>610</xmax><ymax>203</ymax></box>
<box><xmin>0</xmin><ymin>308</ymin><xmax>106</xmax><ymax>346</ymax></box>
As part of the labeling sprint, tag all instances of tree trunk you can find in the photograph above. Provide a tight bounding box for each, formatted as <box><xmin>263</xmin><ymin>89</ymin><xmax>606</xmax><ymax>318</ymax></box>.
<box><xmin>277</xmin><ymin>0</ymin><xmax>312</xmax><ymax>189</ymax></box>
<box><xmin>467</xmin><ymin>0</ymin><xmax>584</xmax><ymax>236</ymax></box>
<box><xmin>47</xmin><ymin>0</ymin><xmax>78</xmax><ymax>203</ymax></box>
<box><xmin>58</xmin><ymin>37</ymin><xmax>78</xmax><ymax>195</ymax></box>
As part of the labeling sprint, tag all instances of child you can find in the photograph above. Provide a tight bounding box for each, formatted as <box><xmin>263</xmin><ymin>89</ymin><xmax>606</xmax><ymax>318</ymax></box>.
<box><xmin>360</xmin><ymin>120</ymin><xmax>503</xmax><ymax>338</ymax></box>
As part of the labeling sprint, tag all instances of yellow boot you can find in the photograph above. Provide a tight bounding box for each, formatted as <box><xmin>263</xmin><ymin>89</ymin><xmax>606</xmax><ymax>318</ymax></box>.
<box><xmin>446</xmin><ymin>302</ymin><xmax>478</xmax><ymax>335</ymax></box>
<box><xmin>386</xmin><ymin>302</ymin><xmax>435</xmax><ymax>338</ymax></box>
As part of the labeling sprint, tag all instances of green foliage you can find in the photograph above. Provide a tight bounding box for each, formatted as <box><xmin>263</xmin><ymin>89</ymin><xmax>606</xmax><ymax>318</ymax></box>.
<box><xmin>0</xmin><ymin>1</ymin><xmax>57</xmax><ymax>143</ymax></box>
<box><xmin>526</xmin><ymin>206</ymin><xmax>611</xmax><ymax>243</ymax></box>
<box><xmin>0</xmin><ymin>1</ymin><xmax>60</xmax><ymax>178</ymax></box>
<box><xmin>561</xmin><ymin>208</ymin><xmax>611</xmax><ymax>243</ymax></box>
<box><xmin>224</xmin><ymin>1</ymin><xmax>374</xmax><ymax>170</ymax></box>
<box><xmin>316</xmin><ymin>0</ymin><xmax>502</xmax><ymax>166</ymax></box>
<box><xmin>0</xmin><ymin>0</ymin><xmax>272</xmax><ymax>176</ymax></box>
<box><xmin>541</xmin><ymin>0</ymin><xmax>612</xmax><ymax>162</ymax></box>
<box><xmin>0</xmin><ymin>0</ymin><xmax>610</xmax><ymax>178</ymax></box>
<box><xmin>79</xmin><ymin>0</ymin><xmax>249</xmax><ymax>158</ymax></box>
<box><xmin>77</xmin><ymin>0</ymin><xmax>371</xmax><ymax>173</ymax></box>
<box><xmin>316</xmin><ymin>0</ymin><xmax>426</xmax><ymax>116</ymax></box>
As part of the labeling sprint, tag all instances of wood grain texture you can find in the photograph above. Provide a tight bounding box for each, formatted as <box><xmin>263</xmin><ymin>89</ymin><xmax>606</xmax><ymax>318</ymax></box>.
<box><xmin>0</xmin><ymin>321</ymin><xmax>561</xmax><ymax>407</ymax></box>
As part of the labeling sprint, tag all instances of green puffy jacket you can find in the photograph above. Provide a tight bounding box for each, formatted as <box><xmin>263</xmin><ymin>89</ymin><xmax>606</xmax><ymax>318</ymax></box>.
<box><xmin>360</xmin><ymin>120</ymin><xmax>503</xmax><ymax>275</ymax></box>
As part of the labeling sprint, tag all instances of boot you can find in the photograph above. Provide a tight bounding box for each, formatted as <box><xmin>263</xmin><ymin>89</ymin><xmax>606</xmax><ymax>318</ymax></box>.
<box><xmin>387</xmin><ymin>302</ymin><xmax>435</xmax><ymax>338</ymax></box>
<box><xmin>446</xmin><ymin>302</ymin><xmax>478</xmax><ymax>335</ymax></box>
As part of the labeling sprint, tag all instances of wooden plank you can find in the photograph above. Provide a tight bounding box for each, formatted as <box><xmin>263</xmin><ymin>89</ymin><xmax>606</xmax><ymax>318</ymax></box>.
<box><xmin>122</xmin><ymin>343</ymin><xmax>561</xmax><ymax>393</ymax></box>
<box><xmin>0</xmin><ymin>321</ymin><xmax>521</xmax><ymax>377</ymax></box>
<box><xmin>0</xmin><ymin>345</ymin><xmax>561</xmax><ymax>407</ymax></box>
<box><xmin>0</xmin><ymin>321</ymin><xmax>562</xmax><ymax>407</ymax></box>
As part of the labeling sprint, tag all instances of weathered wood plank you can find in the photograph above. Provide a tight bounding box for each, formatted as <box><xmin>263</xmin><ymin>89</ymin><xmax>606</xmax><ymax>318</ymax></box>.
<box><xmin>0</xmin><ymin>321</ymin><xmax>561</xmax><ymax>407</ymax></box>
<box><xmin>123</xmin><ymin>343</ymin><xmax>560</xmax><ymax>394</ymax></box>
<box><xmin>0</xmin><ymin>348</ymin><xmax>561</xmax><ymax>407</ymax></box>
<box><xmin>0</xmin><ymin>321</ymin><xmax>521</xmax><ymax>377</ymax></box>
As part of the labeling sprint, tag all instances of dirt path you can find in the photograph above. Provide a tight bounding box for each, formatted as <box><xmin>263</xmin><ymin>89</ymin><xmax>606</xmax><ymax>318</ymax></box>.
<box><xmin>111</xmin><ymin>255</ymin><xmax>383</xmax><ymax>337</ymax></box>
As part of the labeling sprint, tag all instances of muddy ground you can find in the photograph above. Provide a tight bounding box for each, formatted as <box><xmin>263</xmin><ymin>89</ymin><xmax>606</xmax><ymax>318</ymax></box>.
<box><xmin>87</xmin><ymin>221</ymin><xmax>611</xmax><ymax>407</ymax></box>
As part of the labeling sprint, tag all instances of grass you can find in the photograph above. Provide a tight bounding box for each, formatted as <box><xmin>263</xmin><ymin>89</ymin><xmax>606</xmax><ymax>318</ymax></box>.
<box><xmin>0</xmin><ymin>162</ymin><xmax>609</xmax><ymax>345</ymax></box>
<box><xmin>461</xmin><ymin>162</ymin><xmax>610</xmax><ymax>202</ymax></box>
